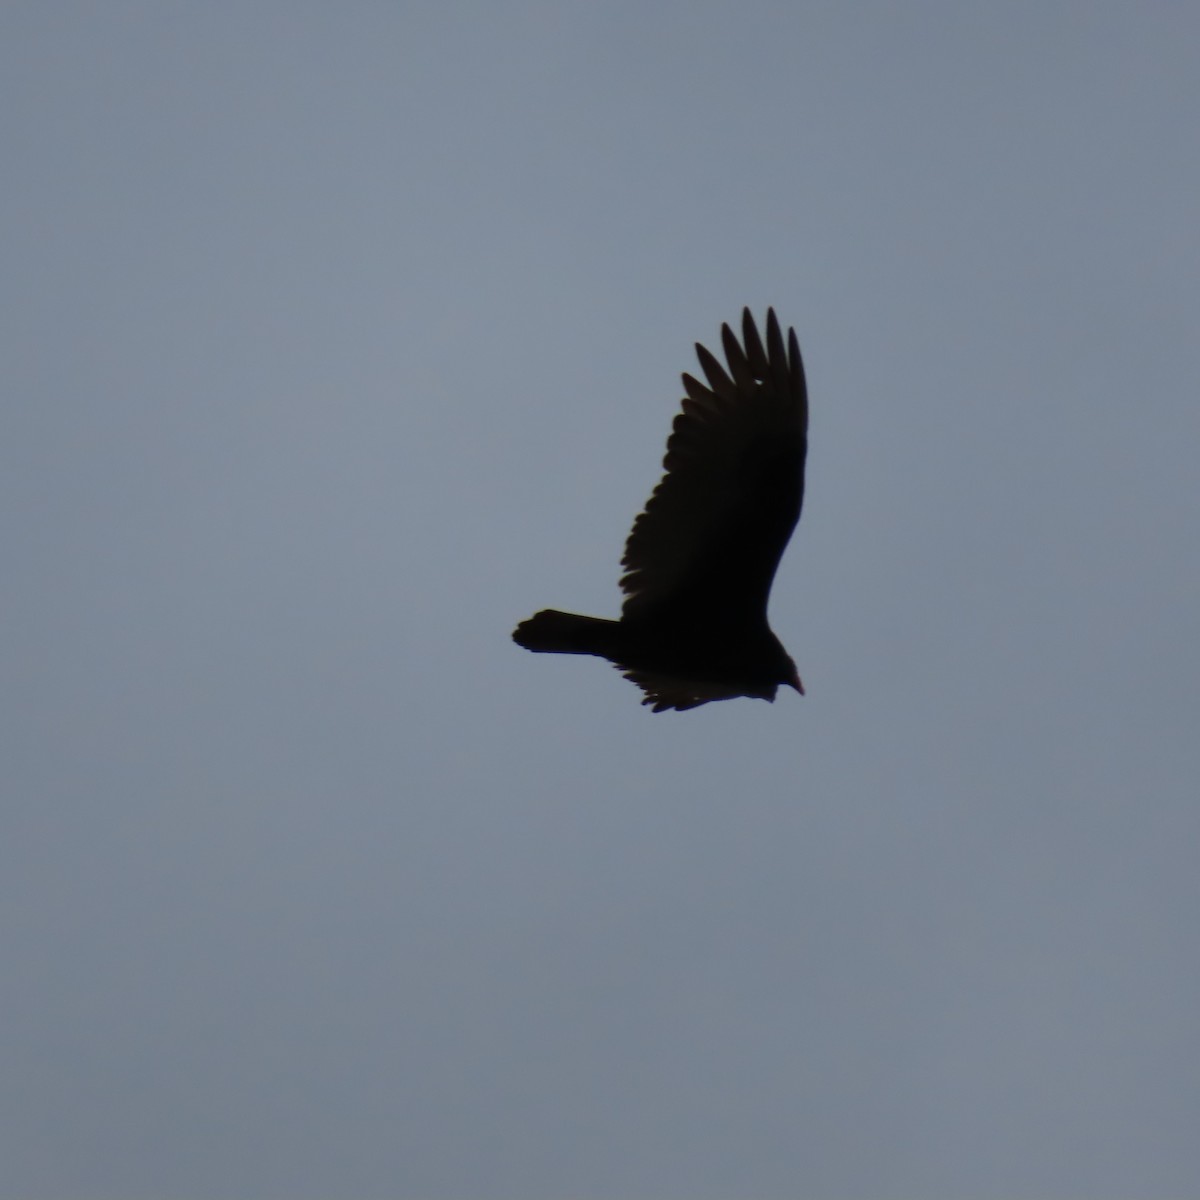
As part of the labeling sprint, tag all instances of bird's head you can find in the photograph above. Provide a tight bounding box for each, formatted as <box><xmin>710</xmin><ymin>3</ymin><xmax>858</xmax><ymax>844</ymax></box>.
<box><xmin>784</xmin><ymin>657</ymin><xmax>805</xmax><ymax>696</ymax></box>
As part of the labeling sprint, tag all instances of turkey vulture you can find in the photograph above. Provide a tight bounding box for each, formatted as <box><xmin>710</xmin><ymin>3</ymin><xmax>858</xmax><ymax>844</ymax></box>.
<box><xmin>513</xmin><ymin>308</ymin><xmax>808</xmax><ymax>712</ymax></box>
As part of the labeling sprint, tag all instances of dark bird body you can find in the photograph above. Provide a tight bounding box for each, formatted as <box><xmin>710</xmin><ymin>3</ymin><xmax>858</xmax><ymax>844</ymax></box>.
<box><xmin>513</xmin><ymin>308</ymin><xmax>808</xmax><ymax>712</ymax></box>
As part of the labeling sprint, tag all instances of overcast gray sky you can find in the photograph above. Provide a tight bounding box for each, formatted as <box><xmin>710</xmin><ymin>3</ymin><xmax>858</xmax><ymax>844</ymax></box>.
<box><xmin>4</xmin><ymin>4</ymin><xmax>1199</xmax><ymax>1198</ymax></box>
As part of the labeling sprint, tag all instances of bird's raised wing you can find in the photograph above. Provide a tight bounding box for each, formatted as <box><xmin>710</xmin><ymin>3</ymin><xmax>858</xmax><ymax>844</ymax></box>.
<box><xmin>620</xmin><ymin>308</ymin><xmax>807</xmax><ymax>625</ymax></box>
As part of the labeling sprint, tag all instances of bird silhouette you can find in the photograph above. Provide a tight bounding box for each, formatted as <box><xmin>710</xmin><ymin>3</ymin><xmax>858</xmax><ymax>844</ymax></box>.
<box><xmin>513</xmin><ymin>308</ymin><xmax>808</xmax><ymax>712</ymax></box>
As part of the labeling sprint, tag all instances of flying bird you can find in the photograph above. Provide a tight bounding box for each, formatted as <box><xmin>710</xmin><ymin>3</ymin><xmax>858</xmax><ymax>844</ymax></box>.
<box><xmin>513</xmin><ymin>308</ymin><xmax>808</xmax><ymax>712</ymax></box>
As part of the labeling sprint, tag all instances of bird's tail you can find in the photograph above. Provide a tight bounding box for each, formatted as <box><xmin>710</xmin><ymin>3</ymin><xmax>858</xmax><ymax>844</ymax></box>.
<box><xmin>512</xmin><ymin>609</ymin><xmax>620</xmax><ymax>656</ymax></box>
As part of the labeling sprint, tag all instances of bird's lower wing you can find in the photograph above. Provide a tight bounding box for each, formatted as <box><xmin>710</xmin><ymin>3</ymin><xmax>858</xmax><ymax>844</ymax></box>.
<box><xmin>619</xmin><ymin>667</ymin><xmax>755</xmax><ymax>712</ymax></box>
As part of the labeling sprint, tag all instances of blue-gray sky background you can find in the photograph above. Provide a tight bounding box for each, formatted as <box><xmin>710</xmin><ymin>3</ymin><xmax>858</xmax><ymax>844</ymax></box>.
<box><xmin>4</xmin><ymin>4</ymin><xmax>1198</xmax><ymax>1198</ymax></box>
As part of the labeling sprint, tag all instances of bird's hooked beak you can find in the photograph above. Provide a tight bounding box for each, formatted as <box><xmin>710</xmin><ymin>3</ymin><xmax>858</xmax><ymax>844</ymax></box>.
<box><xmin>787</xmin><ymin>665</ymin><xmax>805</xmax><ymax>696</ymax></box>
